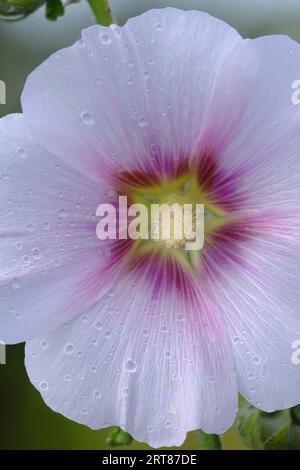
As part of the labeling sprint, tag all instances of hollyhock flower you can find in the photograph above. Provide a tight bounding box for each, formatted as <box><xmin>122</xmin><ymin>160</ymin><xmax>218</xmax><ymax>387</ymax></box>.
<box><xmin>1</xmin><ymin>7</ymin><xmax>300</xmax><ymax>448</ymax></box>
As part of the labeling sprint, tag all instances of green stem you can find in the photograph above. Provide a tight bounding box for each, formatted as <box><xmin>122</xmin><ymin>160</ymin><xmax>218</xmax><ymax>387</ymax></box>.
<box><xmin>87</xmin><ymin>0</ymin><xmax>113</xmax><ymax>26</ymax></box>
<box><xmin>195</xmin><ymin>430</ymin><xmax>223</xmax><ymax>450</ymax></box>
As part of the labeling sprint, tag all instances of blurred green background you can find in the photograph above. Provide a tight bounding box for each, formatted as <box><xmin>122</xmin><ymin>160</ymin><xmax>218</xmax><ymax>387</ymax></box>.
<box><xmin>1</xmin><ymin>0</ymin><xmax>300</xmax><ymax>450</ymax></box>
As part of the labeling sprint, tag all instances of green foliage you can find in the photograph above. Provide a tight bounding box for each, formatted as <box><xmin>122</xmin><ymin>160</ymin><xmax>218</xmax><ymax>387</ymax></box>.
<box><xmin>235</xmin><ymin>402</ymin><xmax>300</xmax><ymax>450</ymax></box>
<box><xmin>45</xmin><ymin>0</ymin><xmax>64</xmax><ymax>21</ymax></box>
<box><xmin>106</xmin><ymin>427</ymin><xmax>133</xmax><ymax>447</ymax></box>
<box><xmin>0</xmin><ymin>0</ymin><xmax>44</xmax><ymax>20</ymax></box>
<box><xmin>87</xmin><ymin>0</ymin><xmax>112</xmax><ymax>26</ymax></box>
<box><xmin>195</xmin><ymin>430</ymin><xmax>222</xmax><ymax>450</ymax></box>
<box><xmin>0</xmin><ymin>0</ymin><xmax>113</xmax><ymax>24</ymax></box>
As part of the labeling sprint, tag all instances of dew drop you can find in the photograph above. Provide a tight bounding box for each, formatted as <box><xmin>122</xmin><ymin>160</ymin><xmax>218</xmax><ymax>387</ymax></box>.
<box><xmin>138</xmin><ymin>116</ymin><xmax>148</xmax><ymax>128</ymax></box>
<box><xmin>12</xmin><ymin>277</ymin><xmax>20</xmax><ymax>290</ymax></box>
<box><xmin>124</xmin><ymin>359</ymin><xmax>137</xmax><ymax>373</ymax></box>
<box><xmin>16</xmin><ymin>148</ymin><xmax>27</xmax><ymax>159</ymax></box>
<box><xmin>32</xmin><ymin>248</ymin><xmax>41</xmax><ymax>260</ymax></box>
<box><xmin>39</xmin><ymin>381</ymin><xmax>48</xmax><ymax>391</ymax></box>
<box><xmin>80</xmin><ymin>111</ymin><xmax>95</xmax><ymax>126</ymax></box>
<box><xmin>64</xmin><ymin>343</ymin><xmax>74</xmax><ymax>355</ymax></box>
<box><xmin>100</xmin><ymin>33</ymin><xmax>111</xmax><ymax>45</ymax></box>
<box><xmin>26</xmin><ymin>223</ymin><xmax>34</xmax><ymax>232</ymax></box>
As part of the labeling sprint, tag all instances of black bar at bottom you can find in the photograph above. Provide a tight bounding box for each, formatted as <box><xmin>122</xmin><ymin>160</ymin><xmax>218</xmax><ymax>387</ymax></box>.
<box><xmin>0</xmin><ymin>449</ymin><xmax>299</xmax><ymax>465</ymax></box>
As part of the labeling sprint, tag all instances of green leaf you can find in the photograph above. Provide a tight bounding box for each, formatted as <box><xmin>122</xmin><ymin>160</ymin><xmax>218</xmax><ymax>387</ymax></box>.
<box><xmin>45</xmin><ymin>0</ymin><xmax>64</xmax><ymax>21</ymax></box>
<box><xmin>234</xmin><ymin>402</ymin><xmax>300</xmax><ymax>450</ymax></box>
<box><xmin>288</xmin><ymin>405</ymin><xmax>300</xmax><ymax>449</ymax></box>
<box><xmin>0</xmin><ymin>0</ymin><xmax>44</xmax><ymax>20</ymax></box>
<box><xmin>259</xmin><ymin>411</ymin><xmax>290</xmax><ymax>450</ymax></box>
<box><xmin>288</xmin><ymin>421</ymin><xmax>300</xmax><ymax>449</ymax></box>
<box><xmin>234</xmin><ymin>403</ymin><xmax>263</xmax><ymax>449</ymax></box>
<box><xmin>86</xmin><ymin>0</ymin><xmax>112</xmax><ymax>26</ymax></box>
<box><xmin>291</xmin><ymin>404</ymin><xmax>300</xmax><ymax>425</ymax></box>
<box><xmin>195</xmin><ymin>430</ymin><xmax>223</xmax><ymax>450</ymax></box>
<box><xmin>8</xmin><ymin>0</ymin><xmax>44</xmax><ymax>7</ymax></box>
<box><xmin>106</xmin><ymin>427</ymin><xmax>133</xmax><ymax>447</ymax></box>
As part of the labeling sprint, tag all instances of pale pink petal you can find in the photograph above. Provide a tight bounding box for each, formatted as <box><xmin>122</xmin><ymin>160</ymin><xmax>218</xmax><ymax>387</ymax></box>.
<box><xmin>0</xmin><ymin>114</ymin><xmax>113</xmax><ymax>343</ymax></box>
<box><xmin>204</xmin><ymin>35</ymin><xmax>300</xmax><ymax>211</ymax></box>
<box><xmin>25</xmin><ymin>269</ymin><xmax>238</xmax><ymax>448</ymax></box>
<box><xmin>202</xmin><ymin>213</ymin><xmax>300</xmax><ymax>410</ymax></box>
<box><xmin>21</xmin><ymin>8</ymin><xmax>242</xmax><ymax>180</ymax></box>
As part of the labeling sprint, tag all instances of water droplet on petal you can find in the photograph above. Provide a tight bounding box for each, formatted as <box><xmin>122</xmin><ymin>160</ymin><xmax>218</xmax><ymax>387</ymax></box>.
<box><xmin>95</xmin><ymin>321</ymin><xmax>103</xmax><ymax>331</ymax></box>
<box><xmin>124</xmin><ymin>359</ymin><xmax>137</xmax><ymax>373</ymax></box>
<box><xmin>80</xmin><ymin>112</ymin><xmax>95</xmax><ymax>126</ymax></box>
<box><xmin>138</xmin><ymin>116</ymin><xmax>148</xmax><ymax>128</ymax></box>
<box><xmin>12</xmin><ymin>277</ymin><xmax>20</xmax><ymax>290</ymax></box>
<box><xmin>32</xmin><ymin>248</ymin><xmax>41</xmax><ymax>260</ymax></box>
<box><xmin>16</xmin><ymin>148</ymin><xmax>27</xmax><ymax>159</ymax></box>
<box><xmin>39</xmin><ymin>381</ymin><xmax>48</xmax><ymax>391</ymax></box>
<box><xmin>64</xmin><ymin>343</ymin><xmax>74</xmax><ymax>355</ymax></box>
<box><xmin>100</xmin><ymin>33</ymin><xmax>111</xmax><ymax>45</ymax></box>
